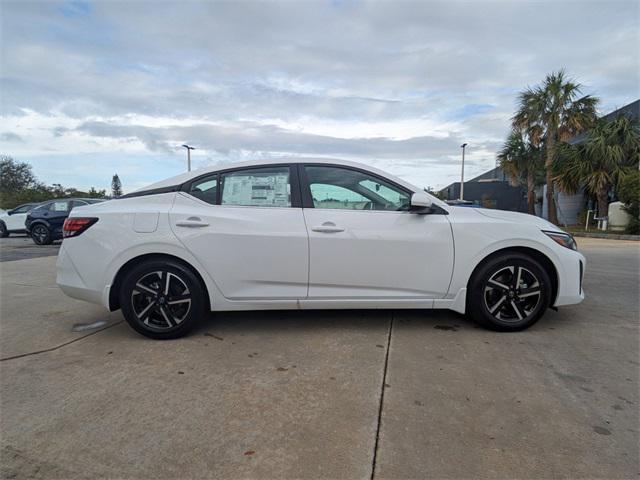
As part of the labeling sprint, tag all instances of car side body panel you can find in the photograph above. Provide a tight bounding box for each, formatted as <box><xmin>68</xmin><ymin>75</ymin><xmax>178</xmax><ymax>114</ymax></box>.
<box><xmin>58</xmin><ymin>194</ymin><xmax>190</xmax><ymax>306</ymax></box>
<box><xmin>0</xmin><ymin>203</ymin><xmax>39</xmax><ymax>232</ymax></box>
<box><xmin>440</xmin><ymin>207</ymin><xmax>585</xmax><ymax>313</ymax></box>
<box><xmin>3</xmin><ymin>212</ymin><xmax>28</xmax><ymax>231</ymax></box>
<box><xmin>302</xmin><ymin>208</ymin><xmax>454</xmax><ymax>298</ymax></box>
<box><xmin>169</xmin><ymin>192</ymin><xmax>309</xmax><ymax>300</ymax></box>
<box><xmin>56</xmin><ymin>158</ymin><xmax>585</xmax><ymax>319</ymax></box>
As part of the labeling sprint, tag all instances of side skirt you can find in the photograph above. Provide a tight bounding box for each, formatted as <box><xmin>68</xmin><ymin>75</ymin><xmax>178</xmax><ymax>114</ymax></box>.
<box><xmin>433</xmin><ymin>288</ymin><xmax>467</xmax><ymax>314</ymax></box>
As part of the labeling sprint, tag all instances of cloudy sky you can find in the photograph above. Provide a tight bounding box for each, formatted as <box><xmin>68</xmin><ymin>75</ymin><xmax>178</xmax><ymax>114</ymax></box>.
<box><xmin>1</xmin><ymin>0</ymin><xmax>638</xmax><ymax>193</ymax></box>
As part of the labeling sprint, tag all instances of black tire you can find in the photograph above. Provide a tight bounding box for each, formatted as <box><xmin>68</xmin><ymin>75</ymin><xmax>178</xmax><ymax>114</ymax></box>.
<box><xmin>467</xmin><ymin>253</ymin><xmax>551</xmax><ymax>331</ymax></box>
<box><xmin>0</xmin><ymin>222</ymin><xmax>8</xmax><ymax>238</ymax></box>
<box><xmin>31</xmin><ymin>224</ymin><xmax>52</xmax><ymax>245</ymax></box>
<box><xmin>119</xmin><ymin>259</ymin><xmax>206</xmax><ymax>339</ymax></box>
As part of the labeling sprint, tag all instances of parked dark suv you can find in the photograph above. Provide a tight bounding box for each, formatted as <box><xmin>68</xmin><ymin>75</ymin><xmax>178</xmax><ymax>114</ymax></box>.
<box><xmin>26</xmin><ymin>198</ymin><xmax>104</xmax><ymax>245</ymax></box>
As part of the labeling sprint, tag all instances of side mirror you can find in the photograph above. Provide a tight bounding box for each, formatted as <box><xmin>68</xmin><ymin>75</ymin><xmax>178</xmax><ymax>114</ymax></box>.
<box><xmin>409</xmin><ymin>192</ymin><xmax>433</xmax><ymax>213</ymax></box>
<box><xmin>6</xmin><ymin>209</ymin><xmax>14</xmax><ymax>216</ymax></box>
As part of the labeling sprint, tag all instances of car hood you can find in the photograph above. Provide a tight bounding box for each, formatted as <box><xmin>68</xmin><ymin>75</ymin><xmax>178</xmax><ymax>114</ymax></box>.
<box><xmin>472</xmin><ymin>208</ymin><xmax>562</xmax><ymax>231</ymax></box>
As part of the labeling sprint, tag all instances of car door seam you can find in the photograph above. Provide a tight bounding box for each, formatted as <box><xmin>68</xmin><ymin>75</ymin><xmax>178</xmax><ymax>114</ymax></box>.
<box><xmin>444</xmin><ymin>216</ymin><xmax>456</xmax><ymax>298</ymax></box>
<box><xmin>301</xmin><ymin>208</ymin><xmax>312</xmax><ymax>299</ymax></box>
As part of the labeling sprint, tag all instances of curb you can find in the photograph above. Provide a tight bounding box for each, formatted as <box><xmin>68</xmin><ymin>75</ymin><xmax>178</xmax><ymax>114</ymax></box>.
<box><xmin>572</xmin><ymin>232</ymin><xmax>640</xmax><ymax>241</ymax></box>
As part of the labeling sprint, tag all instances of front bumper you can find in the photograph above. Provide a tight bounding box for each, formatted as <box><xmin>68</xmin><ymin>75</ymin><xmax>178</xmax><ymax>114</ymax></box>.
<box><xmin>553</xmin><ymin>251</ymin><xmax>586</xmax><ymax>307</ymax></box>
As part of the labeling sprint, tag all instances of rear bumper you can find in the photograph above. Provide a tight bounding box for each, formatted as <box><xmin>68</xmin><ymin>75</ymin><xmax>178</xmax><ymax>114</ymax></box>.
<box><xmin>56</xmin><ymin>244</ymin><xmax>104</xmax><ymax>306</ymax></box>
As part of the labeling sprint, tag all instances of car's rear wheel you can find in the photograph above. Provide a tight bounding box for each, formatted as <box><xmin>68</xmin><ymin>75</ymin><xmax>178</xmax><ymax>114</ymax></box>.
<box><xmin>0</xmin><ymin>222</ymin><xmax>9</xmax><ymax>238</ymax></box>
<box><xmin>467</xmin><ymin>253</ymin><xmax>551</xmax><ymax>331</ymax></box>
<box><xmin>119</xmin><ymin>259</ymin><xmax>206</xmax><ymax>339</ymax></box>
<box><xmin>31</xmin><ymin>224</ymin><xmax>52</xmax><ymax>245</ymax></box>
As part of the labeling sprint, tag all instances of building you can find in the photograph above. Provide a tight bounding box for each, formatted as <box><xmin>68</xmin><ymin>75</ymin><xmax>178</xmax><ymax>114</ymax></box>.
<box><xmin>542</xmin><ymin>99</ymin><xmax>640</xmax><ymax>224</ymax></box>
<box><xmin>439</xmin><ymin>167</ymin><xmax>527</xmax><ymax>212</ymax></box>
<box><xmin>441</xmin><ymin>99</ymin><xmax>639</xmax><ymax>223</ymax></box>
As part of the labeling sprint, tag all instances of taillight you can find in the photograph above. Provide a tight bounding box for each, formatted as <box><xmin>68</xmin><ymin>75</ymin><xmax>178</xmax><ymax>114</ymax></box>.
<box><xmin>63</xmin><ymin>217</ymin><xmax>98</xmax><ymax>238</ymax></box>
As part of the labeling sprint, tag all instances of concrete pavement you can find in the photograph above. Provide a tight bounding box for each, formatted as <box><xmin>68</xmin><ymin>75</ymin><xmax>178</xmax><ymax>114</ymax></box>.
<box><xmin>0</xmin><ymin>237</ymin><xmax>638</xmax><ymax>479</ymax></box>
<box><xmin>375</xmin><ymin>238</ymin><xmax>640</xmax><ymax>479</ymax></box>
<box><xmin>0</xmin><ymin>255</ymin><xmax>121</xmax><ymax>360</ymax></box>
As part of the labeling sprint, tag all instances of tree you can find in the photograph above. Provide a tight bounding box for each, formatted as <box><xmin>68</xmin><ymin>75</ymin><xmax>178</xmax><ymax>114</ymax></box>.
<box><xmin>497</xmin><ymin>129</ymin><xmax>544</xmax><ymax>215</ymax></box>
<box><xmin>0</xmin><ymin>155</ymin><xmax>108</xmax><ymax>208</ymax></box>
<box><xmin>51</xmin><ymin>183</ymin><xmax>66</xmax><ymax>198</ymax></box>
<box><xmin>552</xmin><ymin>115</ymin><xmax>640</xmax><ymax>219</ymax></box>
<box><xmin>0</xmin><ymin>156</ymin><xmax>48</xmax><ymax>208</ymax></box>
<box><xmin>111</xmin><ymin>174</ymin><xmax>122</xmax><ymax>198</ymax></box>
<box><xmin>86</xmin><ymin>187</ymin><xmax>107</xmax><ymax>198</ymax></box>
<box><xmin>424</xmin><ymin>187</ymin><xmax>446</xmax><ymax>201</ymax></box>
<box><xmin>1</xmin><ymin>156</ymin><xmax>36</xmax><ymax>194</ymax></box>
<box><xmin>513</xmin><ymin>70</ymin><xmax>598</xmax><ymax>224</ymax></box>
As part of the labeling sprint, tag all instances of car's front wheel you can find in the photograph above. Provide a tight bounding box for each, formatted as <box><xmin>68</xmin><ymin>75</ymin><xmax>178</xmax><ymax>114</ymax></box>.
<box><xmin>31</xmin><ymin>224</ymin><xmax>52</xmax><ymax>245</ymax></box>
<box><xmin>119</xmin><ymin>259</ymin><xmax>206</xmax><ymax>339</ymax></box>
<box><xmin>0</xmin><ymin>222</ymin><xmax>9</xmax><ymax>238</ymax></box>
<box><xmin>467</xmin><ymin>253</ymin><xmax>552</xmax><ymax>331</ymax></box>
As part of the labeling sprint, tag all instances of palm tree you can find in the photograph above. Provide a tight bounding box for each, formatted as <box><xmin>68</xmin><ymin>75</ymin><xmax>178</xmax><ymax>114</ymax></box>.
<box><xmin>552</xmin><ymin>115</ymin><xmax>640</xmax><ymax>219</ymax></box>
<box><xmin>497</xmin><ymin>129</ymin><xmax>543</xmax><ymax>215</ymax></box>
<box><xmin>513</xmin><ymin>70</ymin><xmax>598</xmax><ymax>224</ymax></box>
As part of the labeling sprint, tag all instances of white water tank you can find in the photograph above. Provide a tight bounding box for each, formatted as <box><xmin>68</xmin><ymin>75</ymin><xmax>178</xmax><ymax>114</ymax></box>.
<box><xmin>608</xmin><ymin>201</ymin><xmax>631</xmax><ymax>231</ymax></box>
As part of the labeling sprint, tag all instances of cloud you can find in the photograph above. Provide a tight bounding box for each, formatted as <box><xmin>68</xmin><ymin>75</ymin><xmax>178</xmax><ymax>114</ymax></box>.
<box><xmin>0</xmin><ymin>0</ymin><xmax>638</xmax><ymax>189</ymax></box>
<box><xmin>0</xmin><ymin>132</ymin><xmax>23</xmax><ymax>142</ymax></box>
<box><xmin>73</xmin><ymin>119</ymin><xmax>478</xmax><ymax>159</ymax></box>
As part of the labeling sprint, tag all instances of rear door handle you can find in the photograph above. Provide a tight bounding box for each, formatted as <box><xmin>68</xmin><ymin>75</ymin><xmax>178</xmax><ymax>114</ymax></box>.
<box><xmin>311</xmin><ymin>222</ymin><xmax>345</xmax><ymax>233</ymax></box>
<box><xmin>176</xmin><ymin>217</ymin><xmax>209</xmax><ymax>228</ymax></box>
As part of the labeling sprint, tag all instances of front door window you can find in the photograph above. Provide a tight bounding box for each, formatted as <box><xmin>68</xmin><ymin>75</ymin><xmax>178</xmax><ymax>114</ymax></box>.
<box><xmin>304</xmin><ymin>165</ymin><xmax>410</xmax><ymax>211</ymax></box>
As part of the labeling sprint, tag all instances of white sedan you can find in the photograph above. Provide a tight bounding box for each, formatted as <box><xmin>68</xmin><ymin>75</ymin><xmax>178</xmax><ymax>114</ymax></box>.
<box><xmin>56</xmin><ymin>158</ymin><xmax>585</xmax><ymax>339</ymax></box>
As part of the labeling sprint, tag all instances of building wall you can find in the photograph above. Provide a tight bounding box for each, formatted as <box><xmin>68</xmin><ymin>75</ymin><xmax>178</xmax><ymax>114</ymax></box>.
<box><xmin>541</xmin><ymin>185</ymin><xmax>585</xmax><ymax>225</ymax></box>
<box><xmin>444</xmin><ymin>182</ymin><xmax>527</xmax><ymax>212</ymax></box>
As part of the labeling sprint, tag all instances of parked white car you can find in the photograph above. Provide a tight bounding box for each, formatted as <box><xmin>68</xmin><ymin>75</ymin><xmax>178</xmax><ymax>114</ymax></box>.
<box><xmin>57</xmin><ymin>158</ymin><xmax>585</xmax><ymax>339</ymax></box>
<box><xmin>0</xmin><ymin>202</ymin><xmax>40</xmax><ymax>237</ymax></box>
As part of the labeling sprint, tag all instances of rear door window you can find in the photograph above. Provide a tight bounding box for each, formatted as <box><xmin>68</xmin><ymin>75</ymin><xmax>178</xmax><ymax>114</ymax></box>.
<box><xmin>220</xmin><ymin>167</ymin><xmax>291</xmax><ymax>208</ymax></box>
<box><xmin>49</xmin><ymin>201</ymin><xmax>70</xmax><ymax>212</ymax></box>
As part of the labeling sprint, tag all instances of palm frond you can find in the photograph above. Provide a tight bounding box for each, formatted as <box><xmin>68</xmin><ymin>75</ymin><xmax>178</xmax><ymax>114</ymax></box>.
<box><xmin>552</xmin><ymin>111</ymin><xmax>640</xmax><ymax>197</ymax></box>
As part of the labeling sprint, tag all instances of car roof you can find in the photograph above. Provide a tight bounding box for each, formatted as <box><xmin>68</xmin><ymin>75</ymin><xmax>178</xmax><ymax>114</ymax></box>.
<box><xmin>134</xmin><ymin>157</ymin><xmax>428</xmax><ymax>199</ymax></box>
<box><xmin>47</xmin><ymin>197</ymin><xmax>103</xmax><ymax>202</ymax></box>
<box><xmin>33</xmin><ymin>198</ymin><xmax>104</xmax><ymax>207</ymax></box>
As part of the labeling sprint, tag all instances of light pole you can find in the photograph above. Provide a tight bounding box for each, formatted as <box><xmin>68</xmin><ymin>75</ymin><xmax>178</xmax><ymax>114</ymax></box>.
<box><xmin>459</xmin><ymin>143</ymin><xmax>468</xmax><ymax>200</ymax></box>
<box><xmin>182</xmin><ymin>144</ymin><xmax>195</xmax><ymax>172</ymax></box>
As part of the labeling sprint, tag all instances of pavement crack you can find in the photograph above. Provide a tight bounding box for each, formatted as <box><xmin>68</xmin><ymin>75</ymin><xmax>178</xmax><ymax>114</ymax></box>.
<box><xmin>8</xmin><ymin>283</ymin><xmax>59</xmax><ymax>289</ymax></box>
<box><xmin>0</xmin><ymin>321</ymin><xmax>123</xmax><ymax>362</ymax></box>
<box><xmin>370</xmin><ymin>312</ymin><xmax>393</xmax><ymax>480</ymax></box>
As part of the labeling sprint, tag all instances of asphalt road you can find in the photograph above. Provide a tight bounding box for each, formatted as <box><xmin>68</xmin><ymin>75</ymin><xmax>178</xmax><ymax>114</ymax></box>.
<box><xmin>0</xmin><ymin>238</ymin><xmax>638</xmax><ymax>479</ymax></box>
<box><xmin>0</xmin><ymin>235</ymin><xmax>60</xmax><ymax>262</ymax></box>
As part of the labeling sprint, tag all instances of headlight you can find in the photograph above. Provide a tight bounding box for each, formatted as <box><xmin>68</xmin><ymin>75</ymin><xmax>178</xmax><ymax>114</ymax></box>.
<box><xmin>543</xmin><ymin>230</ymin><xmax>577</xmax><ymax>251</ymax></box>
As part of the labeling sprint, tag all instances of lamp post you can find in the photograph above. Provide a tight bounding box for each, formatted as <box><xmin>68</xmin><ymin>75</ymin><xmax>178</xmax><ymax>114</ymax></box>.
<box><xmin>459</xmin><ymin>143</ymin><xmax>468</xmax><ymax>201</ymax></box>
<box><xmin>182</xmin><ymin>144</ymin><xmax>195</xmax><ymax>172</ymax></box>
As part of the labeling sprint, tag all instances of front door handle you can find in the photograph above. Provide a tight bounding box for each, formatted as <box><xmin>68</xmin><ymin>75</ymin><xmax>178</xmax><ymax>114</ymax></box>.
<box><xmin>176</xmin><ymin>217</ymin><xmax>209</xmax><ymax>228</ymax></box>
<box><xmin>311</xmin><ymin>222</ymin><xmax>345</xmax><ymax>233</ymax></box>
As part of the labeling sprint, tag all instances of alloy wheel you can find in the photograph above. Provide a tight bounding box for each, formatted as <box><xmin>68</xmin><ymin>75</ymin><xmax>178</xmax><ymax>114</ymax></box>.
<box><xmin>32</xmin><ymin>225</ymin><xmax>48</xmax><ymax>244</ymax></box>
<box><xmin>483</xmin><ymin>265</ymin><xmax>542</xmax><ymax>322</ymax></box>
<box><xmin>131</xmin><ymin>270</ymin><xmax>192</xmax><ymax>330</ymax></box>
